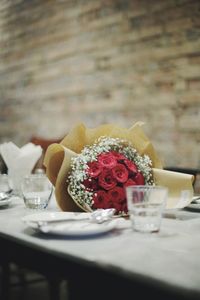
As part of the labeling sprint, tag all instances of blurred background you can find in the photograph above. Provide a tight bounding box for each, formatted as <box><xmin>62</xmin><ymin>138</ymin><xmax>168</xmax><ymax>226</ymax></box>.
<box><xmin>0</xmin><ymin>0</ymin><xmax>200</xmax><ymax>168</ymax></box>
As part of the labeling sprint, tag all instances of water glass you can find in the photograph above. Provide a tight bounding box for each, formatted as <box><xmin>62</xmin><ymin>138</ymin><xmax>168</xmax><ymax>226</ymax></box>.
<box><xmin>126</xmin><ymin>185</ymin><xmax>168</xmax><ymax>233</ymax></box>
<box><xmin>0</xmin><ymin>174</ymin><xmax>13</xmax><ymax>200</ymax></box>
<box><xmin>21</xmin><ymin>174</ymin><xmax>53</xmax><ymax>210</ymax></box>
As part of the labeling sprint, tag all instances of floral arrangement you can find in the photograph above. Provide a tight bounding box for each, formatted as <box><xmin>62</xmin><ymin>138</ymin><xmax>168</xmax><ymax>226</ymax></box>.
<box><xmin>68</xmin><ymin>136</ymin><xmax>154</xmax><ymax>214</ymax></box>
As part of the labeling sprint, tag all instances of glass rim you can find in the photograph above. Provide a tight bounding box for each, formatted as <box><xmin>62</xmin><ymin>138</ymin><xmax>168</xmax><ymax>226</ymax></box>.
<box><xmin>126</xmin><ymin>185</ymin><xmax>168</xmax><ymax>191</ymax></box>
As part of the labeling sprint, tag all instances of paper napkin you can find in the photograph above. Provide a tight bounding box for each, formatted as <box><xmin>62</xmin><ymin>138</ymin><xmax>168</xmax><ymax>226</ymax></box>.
<box><xmin>0</xmin><ymin>142</ymin><xmax>42</xmax><ymax>193</ymax></box>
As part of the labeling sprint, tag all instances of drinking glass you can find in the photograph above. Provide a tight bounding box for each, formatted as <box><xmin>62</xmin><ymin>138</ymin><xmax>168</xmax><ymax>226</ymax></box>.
<box><xmin>0</xmin><ymin>174</ymin><xmax>13</xmax><ymax>200</ymax></box>
<box><xmin>21</xmin><ymin>174</ymin><xmax>53</xmax><ymax>210</ymax></box>
<box><xmin>126</xmin><ymin>185</ymin><xmax>168</xmax><ymax>233</ymax></box>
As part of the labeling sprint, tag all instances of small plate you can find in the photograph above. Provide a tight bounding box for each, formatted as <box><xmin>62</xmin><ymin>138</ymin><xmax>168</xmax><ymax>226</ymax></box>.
<box><xmin>22</xmin><ymin>212</ymin><xmax>115</xmax><ymax>237</ymax></box>
<box><xmin>0</xmin><ymin>198</ymin><xmax>11</xmax><ymax>207</ymax></box>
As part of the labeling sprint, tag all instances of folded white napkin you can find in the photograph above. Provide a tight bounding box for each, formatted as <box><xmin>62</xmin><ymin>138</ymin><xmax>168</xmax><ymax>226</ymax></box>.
<box><xmin>0</xmin><ymin>142</ymin><xmax>42</xmax><ymax>193</ymax></box>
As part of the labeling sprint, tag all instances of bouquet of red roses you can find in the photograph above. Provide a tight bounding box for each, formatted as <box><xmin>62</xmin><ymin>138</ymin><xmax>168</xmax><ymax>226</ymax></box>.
<box><xmin>68</xmin><ymin>136</ymin><xmax>153</xmax><ymax>214</ymax></box>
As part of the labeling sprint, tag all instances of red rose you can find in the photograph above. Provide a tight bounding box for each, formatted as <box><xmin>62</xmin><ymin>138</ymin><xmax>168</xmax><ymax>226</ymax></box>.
<box><xmin>108</xmin><ymin>186</ymin><xmax>125</xmax><ymax>203</ymax></box>
<box><xmin>124</xmin><ymin>159</ymin><xmax>138</xmax><ymax>173</ymax></box>
<box><xmin>92</xmin><ymin>190</ymin><xmax>112</xmax><ymax>209</ymax></box>
<box><xmin>112</xmin><ymin>163</ymin><xmax>129</xmax><ymax>183</ymax></box>
<box><xmin>87</xmin><ymin>161</ymin><xmax>102</xmax><ymax>178</ymax></box>
<box><xmin>83</xmin><ymin>178</ymin><xmax>98</xmax><ymax>191</ymax></box>
<box><xmin>134</xmin><ymin>172</ymin><xmax>145</xmax><ymax>185</ymax></box>
<box><xmin>124</xmin><ymin>178</ymin><xmax>137</xmax><ymax>188</ymax></box>
<box><xmin>111</xmin><ymin>151</ymin><xmax>126</xmax><ymax>161</ymax></box>
<box><xmin>112</xmin><ymin>201</ymin><xmax>126</xmax><ymax>213</ymax></box>
<box><xmin>98</xmin><ymin>152</ymin><xmax>117</xmax><ymax>169</ymax></box>
<box><xmin>98</xmin><ymin>169</ymin><xmax>117</xmax><ymax>190</ymax></box>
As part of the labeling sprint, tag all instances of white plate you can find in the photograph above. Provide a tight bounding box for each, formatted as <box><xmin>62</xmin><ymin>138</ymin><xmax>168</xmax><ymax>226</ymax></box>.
<box><xmin>22</xmin><ymin>212</ymin><xmax>115</xmax><ymax>237</ymax></box>
<box><xmin>0</xmin><ymin>198</ymin><xmax>11</xmax><ymax>207</ymax></box>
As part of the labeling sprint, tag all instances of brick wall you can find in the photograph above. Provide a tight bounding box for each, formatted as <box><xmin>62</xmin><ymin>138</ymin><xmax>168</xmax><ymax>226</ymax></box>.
<box><xmin>0</xmin><ymin>0</ymin><xmax>200</xmax><ymax>168</ymax></box>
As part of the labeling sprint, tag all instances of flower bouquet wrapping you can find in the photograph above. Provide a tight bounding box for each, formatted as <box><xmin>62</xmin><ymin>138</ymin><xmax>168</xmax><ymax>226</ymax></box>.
<box><xmin>44</xmin><ymin>122</ymin><xmax>194</xmax><ymax>213</ymax></box>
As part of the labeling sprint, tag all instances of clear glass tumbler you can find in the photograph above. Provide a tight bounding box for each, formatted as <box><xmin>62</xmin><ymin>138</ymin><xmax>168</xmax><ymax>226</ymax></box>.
<box><xmin>126</xmin><ymin>185</ymin><xmax>168</xmax><ymax>233</ymax></box>
<box><xmin>21</xmin><ymin>174</ymin><xmax>53</xmax><ymax>210</ymax></box>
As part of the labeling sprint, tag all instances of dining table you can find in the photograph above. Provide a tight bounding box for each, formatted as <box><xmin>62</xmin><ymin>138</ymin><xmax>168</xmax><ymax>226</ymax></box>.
<box><xmin>0</xmin><ymin>194</ymin><xmax>200</xmax><ymax>300</ymax></box>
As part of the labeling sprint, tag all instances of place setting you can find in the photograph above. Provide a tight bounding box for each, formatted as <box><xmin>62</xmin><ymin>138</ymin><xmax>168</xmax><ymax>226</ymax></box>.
<box><xmin>16</xmin><ymin>171</ymin><xmax>125</xmax><ymax>237</ymax></box>
<box><xmin>21</xmin><ymin>209</ymin><xmax>119</xmax><ymax>237</ymax></box>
